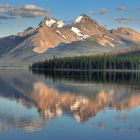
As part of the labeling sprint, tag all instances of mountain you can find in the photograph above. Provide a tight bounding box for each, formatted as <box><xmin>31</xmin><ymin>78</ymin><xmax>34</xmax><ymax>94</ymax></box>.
<box><xmin>0</xmin><ymin>14</ymin><xmax>140</xmax><ymax>66</ymax></box>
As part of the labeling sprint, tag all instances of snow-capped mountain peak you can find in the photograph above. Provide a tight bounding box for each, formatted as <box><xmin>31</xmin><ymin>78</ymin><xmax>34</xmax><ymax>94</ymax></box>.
<box><xmin>39</xmin><ymin>16</ymin><xmax>64</xmax><ymax>28</ymax></box>
<box><xmin>75</xmin><ymin>15</ymin><xmax>84</xmax><ymax>23</ymax></box>
<box><xmin>45</xmin><ymin>18</ymin><xmax>56</xmax><ymax>27</ymax></box>
<box><xmin>74</xmin><ymin>14</ymin><xmax>97</xmax><ymax>24</ymax></box>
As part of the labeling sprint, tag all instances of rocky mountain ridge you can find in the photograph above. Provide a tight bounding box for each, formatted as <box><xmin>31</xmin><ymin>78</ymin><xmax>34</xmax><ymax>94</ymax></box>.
<box><xmin>0</xmin><ymin>14</ymin><xmax>140</xmax><ymax>65</ymax></box>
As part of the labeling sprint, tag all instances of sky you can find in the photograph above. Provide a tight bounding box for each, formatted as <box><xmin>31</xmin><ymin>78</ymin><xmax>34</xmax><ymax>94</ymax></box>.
<box><xmin>0</xmin><ymin>0</ymin><xmax>140</xmax><ymax>37</ymax></box>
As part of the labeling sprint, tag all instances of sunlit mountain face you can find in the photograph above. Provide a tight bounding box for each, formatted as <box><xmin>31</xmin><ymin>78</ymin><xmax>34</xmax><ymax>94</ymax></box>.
<box><xmin>0</xmin><ymin>69</ymin><xmax>140</xmax><ymax>139</ymax></box>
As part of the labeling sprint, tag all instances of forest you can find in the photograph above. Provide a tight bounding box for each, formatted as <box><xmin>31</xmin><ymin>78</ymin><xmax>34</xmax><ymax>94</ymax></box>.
<box><xmin>31</xmin><ymin>55</ymin><xmax>140</xmax><ymax>71</ymax></box>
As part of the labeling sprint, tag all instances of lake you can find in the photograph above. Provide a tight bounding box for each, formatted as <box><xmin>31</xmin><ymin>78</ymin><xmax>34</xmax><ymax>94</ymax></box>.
<box><xmin>0</xmin><ymin>69</ymin><xmax>140</xmax><ymax>140</ymax></box>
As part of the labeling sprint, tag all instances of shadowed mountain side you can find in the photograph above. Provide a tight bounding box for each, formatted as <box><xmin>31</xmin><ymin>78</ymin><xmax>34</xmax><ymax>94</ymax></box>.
<box><xmin>0</xmin><ymin>38</ymin><xmax>113</xmax><ymax>64</ymax></box>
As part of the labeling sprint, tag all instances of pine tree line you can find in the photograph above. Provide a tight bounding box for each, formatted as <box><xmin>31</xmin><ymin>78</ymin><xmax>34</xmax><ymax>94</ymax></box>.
<box><xmin>31</xmin><ymin>55</ymin><xmax>140</xmax><ymax>71</ymax></box>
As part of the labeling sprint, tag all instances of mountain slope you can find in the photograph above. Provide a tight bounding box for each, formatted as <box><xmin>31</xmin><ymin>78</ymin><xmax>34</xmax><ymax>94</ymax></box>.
<box><xmin>0</xmin><ymin>14</ymin><xmax>140</xmax><ymax>65</ymax></box>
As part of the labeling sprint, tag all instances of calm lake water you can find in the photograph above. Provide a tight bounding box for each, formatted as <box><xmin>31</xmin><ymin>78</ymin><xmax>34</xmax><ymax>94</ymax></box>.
<box><xmin>0</xmin><ymin>69</ymin><xmax>140</xmax><ymax>140</ymax></box>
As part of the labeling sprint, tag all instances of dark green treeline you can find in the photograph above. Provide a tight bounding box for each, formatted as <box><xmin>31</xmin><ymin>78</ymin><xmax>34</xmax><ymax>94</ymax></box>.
<box><xmin>31</xmin><ymin>55</ymin><xmax>140</xmax><ymax>70</ymax></box>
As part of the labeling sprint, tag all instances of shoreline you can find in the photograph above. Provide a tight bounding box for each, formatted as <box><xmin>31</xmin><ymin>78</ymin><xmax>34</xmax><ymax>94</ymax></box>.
<box><xmin>31</xmin><ymin>68</ymin><xmax>140</xmax><ymax>73</ymax></box>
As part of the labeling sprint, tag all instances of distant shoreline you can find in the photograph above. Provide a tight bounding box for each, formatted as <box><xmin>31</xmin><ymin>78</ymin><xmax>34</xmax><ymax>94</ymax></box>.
<box><xmin>31</xmin><ymin>68</ymin><xmax>140</xmax><ymax>73</ymax></box>
<box><xmin>0</xmin><ymin>66</ymin><xmax>140</xmax><ymax>72</ymax></box>
<box><xmin>0</xmin><ymin>66</ymin><xmax>28</xmax><ymax>69</ymax></box>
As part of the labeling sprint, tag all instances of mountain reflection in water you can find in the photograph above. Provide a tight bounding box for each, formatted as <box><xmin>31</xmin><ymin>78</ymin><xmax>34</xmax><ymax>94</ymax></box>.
<box><xmin>0</xmin><ymin>69</ymin><xmax>140</xmax><ymax>139</ymax></box>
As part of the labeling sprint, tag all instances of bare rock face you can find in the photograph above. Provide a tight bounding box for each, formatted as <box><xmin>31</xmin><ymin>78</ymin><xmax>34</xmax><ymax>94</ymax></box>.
<box><xmin>27</xmin><ymin>14</ymin><xmax>108</xmax><ymax>54</ymax></box>
<box><xmin>73</xmin><ymin>14</ymin><xmax>108</xmax><ymax>36</ymax></box>
<box><xmin>110</xmin><ymin>27</ymin><xmax>140</xmax><ymax>44</ymax></box>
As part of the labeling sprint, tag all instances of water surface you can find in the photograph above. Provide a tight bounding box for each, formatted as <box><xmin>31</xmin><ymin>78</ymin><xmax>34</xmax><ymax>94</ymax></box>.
<box><xmin>0</xmin><ymin>69</ymin><xmax>140</xmax><ymax>140</ymax></box>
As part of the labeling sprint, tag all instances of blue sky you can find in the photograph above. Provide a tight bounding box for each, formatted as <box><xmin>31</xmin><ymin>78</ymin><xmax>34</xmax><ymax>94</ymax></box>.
<box><xmin>0</xmin><ymin>0</ymin><xmax>140</xmax><ymax>37</ymax></box>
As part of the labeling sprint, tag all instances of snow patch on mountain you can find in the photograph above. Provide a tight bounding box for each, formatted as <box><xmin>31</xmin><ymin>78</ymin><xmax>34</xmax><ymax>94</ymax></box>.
<box><xmin>56</xmin><ymin>30</ymin><xmax>67</xmax><ymax>40</ymax></box>
<box><xmin>45</xmin><ymin>18</ymin><xmax>64</xmax><ymax>28</ymax></box>
<box><xmin>75</xmin><ymin>16</ymin><xmax>83</xmax><ymax>23</ymax></box>
<box><xmin>62</xmin><ymin>35</ymin><xmax>67</xmax><ymax>40</ymax></box>
<box><xmin>46</xmin><ymin>19</ymin><xmax>56</xmax><ymax>27</ymax></box>
<box><xmin>57</xmin><ymin>21</ymin><xmax>64</xmax><ymax>28</ymax></box>
<box><xmin>103</xmin><ymin>35</ymin><xmax>114</xmax><ymax>41</ymax></box>
<box><xmin>71</xmin><ymin>27</ymin><xmax>89</xmax><ymax>39</ymax></box>
<box><xmin>71</xmin><ymin>27</ymin><xmax>83</xmax><ymax>37</ymax></box>
<box><xmin>97</xmin><ymin>37</ymin><xmax>116</xmax><ymax>48</ymax></box>
<box><xmin>56</xmin><ymin>30</ymin><xmax>62</xmax><ymax>35</ymax></box>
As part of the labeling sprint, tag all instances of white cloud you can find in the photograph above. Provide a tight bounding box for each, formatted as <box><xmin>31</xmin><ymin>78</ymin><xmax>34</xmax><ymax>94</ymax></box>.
<box><xmin>0</xmin><ymin>3</ymin><xmax>50</xmax><ymax>19</ymax></box>
<box><xmin>100</xmin><ymin>8</ymin><xmax>108</xmax><ymax>15</ymax></box>
<box><xmin>116</xmin><ymin>6</ymin><xmax>126</xmax><ymax>11</ymax></box>
<box><xmin>88</xmin><ymin>10</ymin><xmax>96</xmax><ymax>15</ymax></box>
<box><xmin>114</xmin><ymin>18</ymin><xmax>135</xmax><ymax>24</ymax></box>
<box><xmin>0</xmin><ymin>4</ymin><xmax>16</xmax><ymax>10</ymax></box>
